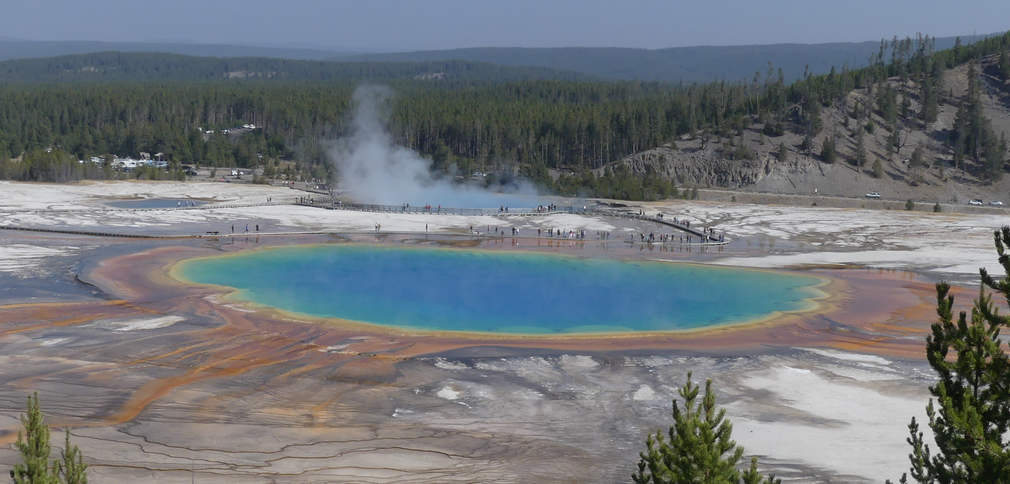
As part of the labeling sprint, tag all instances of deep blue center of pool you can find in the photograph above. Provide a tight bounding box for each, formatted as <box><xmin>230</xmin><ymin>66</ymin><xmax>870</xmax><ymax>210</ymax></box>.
<box><xmin>177</xmin><ymin>245</ymin><xmax>822</xmax><ymax>334</ymax></box>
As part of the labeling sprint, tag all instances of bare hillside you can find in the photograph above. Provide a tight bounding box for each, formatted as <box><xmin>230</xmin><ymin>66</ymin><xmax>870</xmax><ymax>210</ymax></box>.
<box><xmin>615</xmin><ymin>54</ymin><xmax>1010</xmax><ymax>204</ymax></box>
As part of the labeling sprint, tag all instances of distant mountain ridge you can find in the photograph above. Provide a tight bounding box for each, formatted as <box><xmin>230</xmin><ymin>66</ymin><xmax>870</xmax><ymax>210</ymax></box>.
<box><xmin>0</xmin><ymin>34</ymin><xmax>999</xmax><ymax>84</ymax></box>
<box><xmin>0</xmin><ymin>40</ymin><xmax>357</xmax><ymax>62</ymax></box>
<box><xmin>332</xmin><ymin>34</ymin><xmax>999</xmax><ymax>83</ymax></box>
<box><xmin>0</xmin><ymin>51</ymin><xmax>592</xmax><ymax>83</ymax></box>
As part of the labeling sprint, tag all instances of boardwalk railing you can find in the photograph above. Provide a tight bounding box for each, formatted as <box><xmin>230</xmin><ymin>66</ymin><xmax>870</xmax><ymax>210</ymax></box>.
<box><xmin>0</xmin><ymin>197</ymin><xmax>728</xmax><ymax>244</ymax></box>
<box><xmin>302</xmin><ymin>200</ymin><xmax>727</xmax><ymax>242</ymax></box>
<box><xmin>599</xmin><ymin>211</ymin><xmax>709</xmax><ymax>238</ymax></box>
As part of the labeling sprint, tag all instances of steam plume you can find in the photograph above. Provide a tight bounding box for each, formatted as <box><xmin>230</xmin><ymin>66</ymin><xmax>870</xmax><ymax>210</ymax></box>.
<box><xmin>330</xmin><ymin>85</ymin><xmax>540</xmax><ymax>207</ymax></box>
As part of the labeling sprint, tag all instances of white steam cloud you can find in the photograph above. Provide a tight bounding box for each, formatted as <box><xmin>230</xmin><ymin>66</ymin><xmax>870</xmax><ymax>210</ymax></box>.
<box><xmin>330</xmin><ymin>85</ymin><xmax>541</xmax><ymax>208</ymax></box>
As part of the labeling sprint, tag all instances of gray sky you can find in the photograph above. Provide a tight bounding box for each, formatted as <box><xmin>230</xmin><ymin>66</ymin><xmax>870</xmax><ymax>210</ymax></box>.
<box><xmin>2</xmin><ymin>0</ymin><xmax>1008</xmax><ymax>51</ymax></box>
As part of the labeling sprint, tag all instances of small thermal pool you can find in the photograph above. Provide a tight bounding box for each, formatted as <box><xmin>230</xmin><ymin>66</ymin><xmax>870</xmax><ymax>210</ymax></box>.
<box><xmin>174</xmin><ymin>245</ymin><xmax>824</xmax><ymax>334</ymax></box>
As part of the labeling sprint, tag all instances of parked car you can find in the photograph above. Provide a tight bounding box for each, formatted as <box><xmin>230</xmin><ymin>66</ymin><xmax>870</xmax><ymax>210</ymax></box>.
<box><xmin>969</xmin><ymin>199</ymin><xmax>983</xmax><ymax>205</ymax></box>
<box><xmin>991</xmin><ymin>200</ymin><xmax>1003</xmax><ymax>206</ymax></box>
<box><xmin>865</xmin><ymin>192</ymin><xmax>881</xmax><ymax>198</ymax></box>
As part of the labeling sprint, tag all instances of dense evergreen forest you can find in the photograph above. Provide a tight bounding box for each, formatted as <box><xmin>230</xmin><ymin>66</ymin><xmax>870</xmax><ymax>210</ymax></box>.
<box><xmin>0</xmin><ymin>32</ymin><xmax>1008</xmax><ymax>198</ymax></box>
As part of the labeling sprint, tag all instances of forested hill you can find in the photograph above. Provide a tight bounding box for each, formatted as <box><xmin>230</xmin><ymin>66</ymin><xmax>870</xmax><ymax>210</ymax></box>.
<box><xmin>0</xmin><ymin>40</ymin><xmax>353</xmax><ymax>62</ymax></box>
<box><xmin>0</xmin><ymin>52</ymin><xmax>591</xmax><ymax>83</ymax></box>
<box><xmin>333</xmin><ymin>34</ymin><xmax>996</xmax><ymax>83</ymax></box>
<box><xmin>1</xmin><ymin>32</ymin><xmax>1009</xmax><ymax>203</ymax></box>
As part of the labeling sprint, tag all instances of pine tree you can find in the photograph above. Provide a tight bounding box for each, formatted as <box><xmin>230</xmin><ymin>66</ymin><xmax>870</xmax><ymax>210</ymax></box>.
<box><xmin>10</xmin><ymin>392</ymin><xmax>58</xmax><ymax>484</ymax></box>
<box><xmin>890</xmin><ymin>227</ymin><xmax>1010</xmax><ymax>483</ymax></box>
<box><xmin>632</xmin><ymin>374</ymin><xmax>779</xmax><ymax>484</ymax></box>
<box><xmin>9</xmin><ymin>393</ymin><xmax>88</xmax><ymax>484</ymax></box>
<box><xmin>818</xmin><ymin>135</ymin><xmax>835</xmax><ymax>163</ymax></box>
<box><xmin>887</xmin><ymin>127</ymin><xmax>901</xmax><ymax>160</ymax></box>
<box><xmin>921</xmin><ymin>77</ymin><xmax>939</xmax><ymax>124</ymax></box>
<box><xmin>775</xmin><ymin>142</ymin><xmax>788</xmax><ymax>162</ymax></box>
<box><xmin>877</xmin><ymin>84</ymin><xmax>898</xmax><ymax>128</ymax></box>
<box><xmin>854</xmin><ymin>129</ymin><xmax>868</xmax><ymax>171</ymax></box>
<box><xmin>983</xmin><ymin>133</ymin><xmax>1005</xmax><ymax>182</ymax></box>
<box><xmin>56</xmin><ymin>429</ymin><xmax>88</xmax><ymax>484</ymax></box>
<box><xmin>909</xmin><ymin>146</ymin><xmax>925</xmax><ymax>170</ymax></box>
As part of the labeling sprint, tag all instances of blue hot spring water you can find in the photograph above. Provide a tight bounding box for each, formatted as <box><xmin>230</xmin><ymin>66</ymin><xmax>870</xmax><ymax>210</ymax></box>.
<box><xmin>176</xmin><ymin>245</ymin><xmax>823</xmax><ymax>334</ymax></box>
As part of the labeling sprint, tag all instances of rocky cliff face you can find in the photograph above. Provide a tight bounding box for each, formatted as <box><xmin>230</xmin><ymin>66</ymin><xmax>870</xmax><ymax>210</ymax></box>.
<box><xmin>617</xmin><ymin>146</ymin><xmax>771</xmax><ymax>188</ymax></box>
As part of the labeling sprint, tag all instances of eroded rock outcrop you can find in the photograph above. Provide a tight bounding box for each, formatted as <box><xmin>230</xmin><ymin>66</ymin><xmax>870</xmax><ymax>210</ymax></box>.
<box><xmin>617</xmin><ymin>147</ymin><xmax>771</xmax><ymax>188</ymax></box>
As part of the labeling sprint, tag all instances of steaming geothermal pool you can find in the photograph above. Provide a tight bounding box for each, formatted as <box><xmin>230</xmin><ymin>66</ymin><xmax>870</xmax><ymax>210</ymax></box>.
<box><xmin>174</xmin><ymin>245</ymin><xmax>825</xmax><ymax>334</ymax></box>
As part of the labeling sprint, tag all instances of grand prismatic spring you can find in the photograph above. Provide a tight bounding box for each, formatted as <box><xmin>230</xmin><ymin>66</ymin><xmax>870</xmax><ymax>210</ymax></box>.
<box><xmin>0</xmin><ymin>181</ymin><xmax>994</xmax><ymax>483</ymax></box>
<box><xmin>174</xmin><ymin>245</ymin><xmax>825</xmax><ymax>334</ymax></box>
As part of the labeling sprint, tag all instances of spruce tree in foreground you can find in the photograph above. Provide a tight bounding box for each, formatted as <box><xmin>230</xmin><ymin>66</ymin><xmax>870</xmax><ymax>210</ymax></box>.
<box><xmin>632</xmin><ymin>373</ymin><xmax>779</xmax><ymax>484</ymax></box>
<box><xmin>56</xmin><ymin>430</ymin><xmax>88</xmax><ymax>484</ymax></box>
<box><xmin>9</xmin><ymin>392</ymin><xmax>88</xmax><ymax>484</ymax></box>
<box><xmin>10</xmin><ymin>393</ymin><xmax>58</xmax><ymax>484</ymax></box>
<box><xmin>889</xmin><ymin>227</ymin><xmax>1010</xmax><ymax>483</ymax></box>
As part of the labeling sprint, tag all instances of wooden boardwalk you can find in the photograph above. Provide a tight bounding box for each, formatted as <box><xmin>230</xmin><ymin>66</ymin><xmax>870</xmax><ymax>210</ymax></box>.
<box><xmin>0</xmin><ymin>199</ymin><xmax>728</xmax><ymax>244</ymax></box>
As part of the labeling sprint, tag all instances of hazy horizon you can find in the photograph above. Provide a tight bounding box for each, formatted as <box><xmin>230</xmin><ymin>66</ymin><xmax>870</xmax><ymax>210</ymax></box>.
<box><xmin>1</xmin><ymin>0</ymin><xmax>1007</xmax><ymax>52</ymax></box>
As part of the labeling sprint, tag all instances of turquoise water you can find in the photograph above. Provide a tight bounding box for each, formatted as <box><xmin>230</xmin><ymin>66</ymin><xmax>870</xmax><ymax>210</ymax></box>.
<box><xmin>177</xmin><ymin>245</ymin><xmax>822</xmax><ymax>334</ymax></box>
